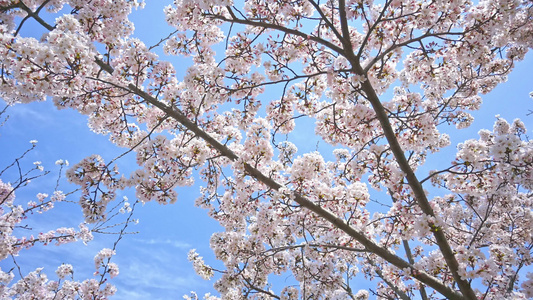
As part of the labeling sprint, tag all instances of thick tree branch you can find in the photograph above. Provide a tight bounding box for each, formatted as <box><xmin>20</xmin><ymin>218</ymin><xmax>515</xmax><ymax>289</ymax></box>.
<box><xmin>89</xmin><ymin>9</ymin><xmax>468</xmax><ymax>298</ymax></box>
<box><xmin>330</xmin><ymin>3</ymin><xmax>475</xmax><ymax>295</ymax></box>
<box><xmin>87</xmin><ymin>5</ymin><xmax>470</xmax><ymax>296</ymax></box>
<box><xmin>124</xmin><ymin>81</ymin><xmax>466</xmax><ymax>300</ymax></box>
<box><xmin>15</xmin><ymin>0</ymin><xmax>55</xmax><ymax>35</ymax></box>
<box><xmin>337</xmin><ymin>0</ymin><xmax>354</xmax><ymax>55</ymax></box>
<box><xmin>353</xmin><ymin>61</ymin><xmax>477</xmax><ymax>299</ymax></box>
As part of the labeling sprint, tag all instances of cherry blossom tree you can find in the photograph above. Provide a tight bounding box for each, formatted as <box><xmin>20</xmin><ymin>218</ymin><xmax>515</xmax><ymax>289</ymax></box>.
<box><xmin>1</xmin><ymin>0</ymin><xmax>532</xmax><ymax>299</ymax></box>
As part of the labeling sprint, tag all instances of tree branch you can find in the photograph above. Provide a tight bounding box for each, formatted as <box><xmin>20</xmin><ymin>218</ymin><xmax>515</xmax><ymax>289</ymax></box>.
<box><xmin>403</xmin><ymin>240</ymin><xmax>429</xmax><ymax>300</ymax></box>
<box><xmin>82</xmin><ymin>10</ymin><xmax>469</xmax><ymax>298</ymax></box>
<box><xmin>15</xmin><ymin>0</ymin><xmax>55</xmax><ymax>35</ymax></box>
<box><xmin>124</xmin><ymin>81</ymin><xmax>466</xmax><ymax>300</ymax></box>
<box><xmin>369</xmin><ymin>258</ymin><xmax>411</xmax><ymax>300</ymax></box>
<box><xmin>214</xmin><ymin>8</ymin><xmax>346</xmax><ymax>55</ymax></box>
<box><xmin>353</xmin><ymin>61</ymin><xmax>477</xmax><ymax>299</ymax></box>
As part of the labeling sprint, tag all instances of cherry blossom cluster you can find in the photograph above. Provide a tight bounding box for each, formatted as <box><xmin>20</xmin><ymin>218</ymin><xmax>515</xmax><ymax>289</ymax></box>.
<box><xmin>66</xmin><ymin>154</ymin><xmax>129</xmax><ymax>222</ymax></box>
<box><xmin>0</xmin><ymin>261</ymin><xmax>118</xmax><ymax>299</ymax></box>
<box><xmin>188</xmin><ymin>249</ymin><xmax>214</xmax><ymax>280</ymax></box>
<box><xmin>0</xmin><ymin>180</ymin><xmax>92</xmax><ymax>261</ymax></box>
<box><xmin>424</xmin><ymin>118</ymin><xmax>533</xmax><ymax>296</ymax></box>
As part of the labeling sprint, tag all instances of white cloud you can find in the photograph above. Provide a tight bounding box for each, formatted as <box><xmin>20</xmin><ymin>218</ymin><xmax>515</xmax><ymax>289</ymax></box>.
<box><xmin>113</xmin><ymin>253</ymin><xmax>209</xmax><ymax>300</ymax></box>
<box><xmin>133</xmin><ymin>238</ymin><xmax>192</xmax><ymax>250</ymax></box>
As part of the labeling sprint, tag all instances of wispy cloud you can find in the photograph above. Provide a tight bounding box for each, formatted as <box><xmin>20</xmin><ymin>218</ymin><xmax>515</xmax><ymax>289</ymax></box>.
<box><xmin>112</xmin><ymin>244</ymin><xmax>210</xmax><ymax>300</ymax></box>
<box><xmin>133</xmin><ymin>238</ymin><xmax>192</xmax><ymax>250</ymax></box>
<box><xmin>7</xmin><ymin>102</ymin><xmax>54</xmax><ymax>124</ymax></box>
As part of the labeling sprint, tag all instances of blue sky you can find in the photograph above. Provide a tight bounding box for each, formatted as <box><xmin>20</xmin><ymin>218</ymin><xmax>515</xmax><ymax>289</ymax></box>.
<box><xmin>0</xmin><ymin>1</ymin><xmax>532</xmax><ymax>299</ymax></box>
